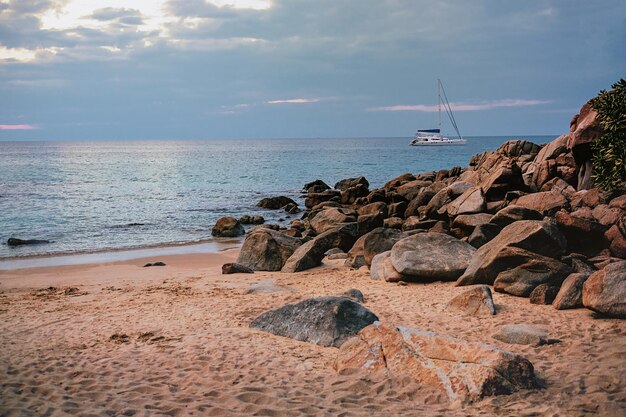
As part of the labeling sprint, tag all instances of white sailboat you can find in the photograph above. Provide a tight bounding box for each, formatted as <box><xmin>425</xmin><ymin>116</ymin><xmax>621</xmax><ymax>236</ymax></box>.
<box><xmin>410</xmin><ymin>79</ymin><xmax>466</xmax><ymax>146</ymax></box>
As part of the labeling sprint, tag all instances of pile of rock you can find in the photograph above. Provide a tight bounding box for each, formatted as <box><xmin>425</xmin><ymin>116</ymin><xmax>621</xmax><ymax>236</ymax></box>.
<box><xmin>220</xmin><ymin>97</ymin><xmax>625</xmax><ymax>317</ymax></box>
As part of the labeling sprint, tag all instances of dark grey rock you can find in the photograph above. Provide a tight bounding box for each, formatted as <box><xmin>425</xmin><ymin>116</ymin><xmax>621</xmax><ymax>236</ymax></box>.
<box><xmin>257</xmin><ymin>196</ymin><xmax>297</xmax><ymax>210</ymax></box>
<box><xmin>222</xmin><ymin>263</ymin><xmax>254</xmax><ymax>274</ymax></box>
<box><xmin>529</xmin><ymin>284</ymin><xmax>560</xmax><ymax>305</ymax></box>
<box><xmin>7</xmin><ymin>238</ymin><xmax>50</xmax><ymax>246</ymax></box>
<box><xmin>250</xmin><ymin>296</ymin><xmax>378</xmax><ymax>347</ymax></box>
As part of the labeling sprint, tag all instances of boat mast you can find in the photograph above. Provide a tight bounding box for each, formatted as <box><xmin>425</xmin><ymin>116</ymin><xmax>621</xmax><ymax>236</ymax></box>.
<box><xmin>437</xmin><ymin>79</ymin><xmax>442</xmax><ymax>132</ymax></box>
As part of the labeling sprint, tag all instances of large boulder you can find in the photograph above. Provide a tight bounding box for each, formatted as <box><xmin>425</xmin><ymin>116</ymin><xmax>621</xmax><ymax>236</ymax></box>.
<box><xmin>423</xmin><ymin>182</ymin><xmax>473</xmax><ymax>219</ymax></box>
<box><xmin>553</xmin><ymin>273</ymin><xmax>590</xmax><ymax>310</ymax></box>
<box><xmin>282</xmin><ymin>223</ymin><xmax>358</xmax><ymax>273</ymax></box>
<box><xmin>390</xmin><ymin>233</ymin><xmax>476</xmax><ymax>281</ymax></box>
<box><xmin>447</xmin><ymin>285</ymin><xmax>496</xmax><ymax>316</ymax></box>
<box><xmin>567</xmin><ymin>102</ymin><xmax>602</xmax><ymax>190</ymax></box>
<box><xmin>357</xmin><ymin>212</ymin><xmax>384</xmax><ymax>236</ymax></box>
<box><xmin>335</xmin><ymin>323</ymin><xmax>537</xmax><ymax>403</ymax></box>
<box><xmin>309</xmin><ymin>208</ymin><xmax>357</xmax><ymax>234</ymax></box>
<box><xmin>256</xmin><ymin>196</ymin><xmax>297</xmax><ymax>210</ymax></box>
<box><xmin>555</xmin><ymin>210</ymin><xmax>608</xmax><ymax>256</ymax></box>
<box><xmin>362</xmin><ymin>227</ymin><xmax>404</xmax><ymax>266</ymax></box>
<box><xmin>514</xmin><ymin>191</ymin><xmax>568</xmax><ymax>216</ymax></box>
<box><xmin>582</xmin><ymin>261</ymin><xmax>626</xmax><ymax>318</ymax></box>
<box><xmin>211</xmin><ymin>216</ymin><xmax>245</xmax><ymax>237</ymax></box>
<box><xmin>457</xmin><ymin>220</ymin><xmax>568</xmax><ymax>294</ymax></box>
<box><xmin>446</xmin><ymin>187</ymin><xmax>487</xmax><ymax>217</ymax></box>
<box><xmin>236</xmin><ymin>228</ymin><xmax>302</xmax><ymax>271</ymax></box>
<box><xmin>468</xmin><ymin>223</ymin><xmax>502</xmax><ymax>248</ymax></box>
<box><xmin>250</xmin><ymin>296</ymin><xmax>378</xmax><ymax>347</ymax></box>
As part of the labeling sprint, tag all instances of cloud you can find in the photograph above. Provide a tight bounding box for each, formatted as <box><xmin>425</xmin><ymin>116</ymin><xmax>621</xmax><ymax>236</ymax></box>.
<box><xmin>368</xmin><ymin>99</ymin><xmax>552</xmax><ymax>112</ymax></box>
<box><xmin>267</xmin><ymin>98</ymin><xmax>320</xmax><ymax>104</ymax></box>
<box><xmin>0</xmin><ymin>124</ymin><xmax>38</xmax><ymax>130</ymax></box>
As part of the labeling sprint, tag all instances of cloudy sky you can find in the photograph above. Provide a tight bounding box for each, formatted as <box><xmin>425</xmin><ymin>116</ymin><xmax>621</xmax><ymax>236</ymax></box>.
<box><xmin>0</xmin><ymin>0</ymin><xmax>624</xmax><ymax>140</ymax></box>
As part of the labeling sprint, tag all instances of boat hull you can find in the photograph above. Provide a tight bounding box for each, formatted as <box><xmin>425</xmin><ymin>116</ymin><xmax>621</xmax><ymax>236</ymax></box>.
<box><xmin>410</xmin><ymin>139</ymin><xmax>467</xmax><ymax>146</ymax></box>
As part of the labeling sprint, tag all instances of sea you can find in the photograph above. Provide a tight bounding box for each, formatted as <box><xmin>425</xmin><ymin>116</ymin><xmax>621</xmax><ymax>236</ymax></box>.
<box><xmin>0</xmin><ymin>136</ymin><xmax>555</xmax><ymax>264</ymax></box>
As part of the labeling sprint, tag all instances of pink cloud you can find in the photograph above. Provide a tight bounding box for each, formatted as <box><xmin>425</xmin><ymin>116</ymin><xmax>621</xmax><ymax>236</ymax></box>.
<box><xmin>267</xmin><ymin>98</ymin><xmax>320</xmax><ymax>104</ymax></box>
<box><xmin>0</xmin><ymin>124</ymin><xmax>37</xmax><ymax>130</ymax></box>
<box><xmin>368</xmin><ymin>99</ymin><xmax>552</xmax><ymax>112</ymax></box>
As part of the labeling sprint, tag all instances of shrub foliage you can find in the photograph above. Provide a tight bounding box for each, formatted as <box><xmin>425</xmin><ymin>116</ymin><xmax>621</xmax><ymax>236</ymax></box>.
<box><xmin>588</xmin><ymin>78</ymin><xmax>626</xmax><ymax>191</ymax></box>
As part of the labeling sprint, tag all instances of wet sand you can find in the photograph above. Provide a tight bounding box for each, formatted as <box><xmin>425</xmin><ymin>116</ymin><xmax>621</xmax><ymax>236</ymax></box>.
<box><xmin>0</xmin><ymin>250</ymin><xmax>624</xmax><ymax>416</ymax></box>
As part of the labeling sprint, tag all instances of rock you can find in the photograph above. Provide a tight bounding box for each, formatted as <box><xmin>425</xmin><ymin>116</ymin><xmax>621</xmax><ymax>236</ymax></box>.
<box><xmin>143</xmin><ymin>261</ymin><xmax>166</xmax><ymax>267</ymax></box>
<box><xmin>211</xmin><ymin>217</ymin><xmax>245</xmax><ymax>237</ymax></box>
<box><xmin>592</xmin><ymin>204</ymin><xmax>623</xmax><ymax>226</ymax></box>
<box><xmin>582</xmin><ymin>261</ymin><xmax>626</xmax><ymax>318</ymax></box>
<box><xmin>239</xmin><ymin>215</ymin><xmax>252</xmax><ymax>224</ymax></box>
<box><xmin>245</xmin><ymin>280</ymin><xmax>288</xmax><ymax>294</ymax></box>
<box><xmin>553</xmin><ymin>273</ymin><xmax>590</xmax><ymax>310</ymax></box>
<box><xmin>496</xmin><ymin>140</ymin><xmax>541</xmax><ymax>161</ymax></box>
<box><xmin>447</xmin><ymin>285</ymin><xmax>496</xmax><ymax>316</ymax></box>
<box><xmin>283</xmin><ymin>203</ymin><xmax>300</xmax><ymax>214</ymax></box>
<box><xmin>390</xmin><ymin>233</ymin><xmax>476</xmax><ymax>281</ymax></box>
<box><xmin>341</xmin><ymin>289</ymin><xmax>364</xmax><ymax>303</ymax></box>
<box><xmin>305</xmin><ymin>190</ymin><xmax>341</xmax><ymax>209</ymax></box>
<box><xmin>394</xmin><ymin>180</ymin><xmax>432</xmax><ymax>201</ymax></box>
<box><xmin>405</xmin><ymin>187</ymin><xmax>437</xmax><ymax>218</ymax></box>
<box><xmin>236</xmin><ymin>228</ymin><xmax>302</xmax><ymax>271</ymax></box>
<box><xmin>388</xmin><ymin>201</ymin><xmax>407</xmax><ymax>218</ymax></box>
<box><xmin>384</xmin><ymin>173</ymin><xmax>416</xmax><ymax>189</ymax></box>
<box><xmin>555</xmin><ymin>210</ymin><xmax>608</xmax><ymax>256</ymax></box>
<box><xmin>325</xmin><ymin>248</ymin><xmax>345</xmax><ymax>256</ymax></box>
<box><xmin>529</xmin><ymin>284</ymin><xmax>559</xmax><ymax>305</ymax></box>
<box><xmin>609</xmin><ymin>194</ymin><xmax>626</xmax><ymax>211</ymax></box>
<box><xmin>492</xmin><ymin>250</ymin><xmax>571</xmax><ymax>297</ymax></box>
<box><xmin>335</xmin><ymin>323</ymin><xmax>538</xmax><ymax>403</ymax></box>
<box><xmin>341</xmin><ymin>184</ymin><xmax>369</xmax><ymax>205</ymax></box>
<box><xmin>357</xmin><ymin>212</ymin><xmax>384</xmax><ymax>236</ymax></box>
<box><xmin>257</xmin><ymin>196</ymin><xmax>297</xmax><ymax>210</ymax></box>
<box><xmin>446</xmin><ymin>187</ymin><xmax>487</xmax><ymax>217</ymax></box>
<box><xmin>334</xmin><ymin>176</ymin><xmax>369</xmax><ymax>192</ymax></box>
<box><xmin>357</xmin><ymin>202</ymin><xmax>388</xmax><ymax>218</ymax></box>
<box><xmin>514</xmin><ymin>191</ymin><xmax>568</xmax><ymax>216</ymax></box>
<box><xmin>303</xmin><ymin>179</ymin><xmax>330</xmax><ymax>193</ymax></box>
<box><xmin>452</xmin><ymin>213</ymin><xmax>493</xmax><ymax>232</ymax></box>
<box><xmin>344</xmin><ymin>234</ymin><xmax>367</xmax><ymax>269</ymax></box>
<box><xmin>370</xmin><ymin>251</ymin><xmax>404</xmax><ymax>282</ymax></box>
<box><xmin>605</xmin><ymin>220</ymin><xmax>626</xmax><ymax>259</ymax></box>
<box><xmin>492</xmin><ymin>324</ymin><xmax>556</xmax><ymax>346</ymax></box>
<box><xmin>327</xmin><ymin>252</ymin><xmax>348</xmax><ymax>260</ymax></box>
<box><xmin>383</xmin><ymin>217</ymin><xmax>404</xmax><ymax>229</ymax></box>
<box><xmin>424</xmin><ymin>181</ymin><xmax>473</xmax><ymax>218</ymax></box>
<box><xmin>282</xmin><ymin>223</ymin><xmax>358</xmax><ymax>272</ymax></box>
<box><xmin>362</xmin><ymin>227</ymin><xmax>404</xmax><ymax>266</ymax></box>
<box><xmin>222</xmin><ymin>263</ymin><xmax>254</xmax><ymax>274</ymax></box>
<box><xmin>402</xmin><ymin>217</ymin><xmax>438</xmax><ymax>231</ymax></box>
<box><xmin>458</xmin><ymin>220</ymin><xmax>568</xmax><ymax>292</ymax></box>
<box><xmin>309</xmin><ymin>208</ymin><xmax>357</xmax><ymax>234</ymax></box>
<box><xmin>250</xmin><ymin>296</ymin><xmax>378</xmax><ymax>347</ymax></box>
<box><xmin>366</xmin><ymin>188</ymin><xmax>387</xmax><ymax>203</ymax></box>
<box><xmin>490</xmin><ymin>205</ymin><xmax>543</xmax><ymax>228</ymax></box>
<box><xmin>6</xmin><ymin>238</ymin><xmax>50</xmax><ymax>246</ymax></box>
<box><xmin>468</xmin><ymin>223</ymin><xmax>501</xmax><ymax>248</ymax></box>
<box><xmin>251</xmin><ymin>215</ymin><xmax>265</xmax><ymax>224</ymax></box>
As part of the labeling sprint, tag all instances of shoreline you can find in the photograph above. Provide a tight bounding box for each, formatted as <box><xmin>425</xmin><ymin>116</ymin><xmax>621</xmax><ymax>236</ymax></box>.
<box><xmin>0</xmin><ymin>239</ymin><xmax>243</xmax><ymax>271</ymax></box>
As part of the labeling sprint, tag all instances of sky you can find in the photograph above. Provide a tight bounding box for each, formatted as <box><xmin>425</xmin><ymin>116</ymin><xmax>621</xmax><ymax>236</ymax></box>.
<box><xmin>0</xmin><ymin>0</ymin><xmax>624</xmax><ymax>140</ymax></box>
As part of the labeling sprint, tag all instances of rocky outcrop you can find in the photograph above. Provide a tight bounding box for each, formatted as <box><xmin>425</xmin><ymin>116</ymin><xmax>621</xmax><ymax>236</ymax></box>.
<box><xmin>582</xmin><ymin>261</ymin><xmax>626</xmax><ymax>317</ymax></box>
<box><xmin>236</xmin><ymin>228</ymin><xmax>302</xmax><ymax>271</ymax></box>
<box><xmin>390</xmin><ymin>233</ymin><xmax>476</xmax><ymax>281</ymax></box>
<box><xmin>446</xmin><ymin>285</ymin><xmax>496</xmax><ymax>316</ymax></box>
<box><xmin>211</xmin><ymin>217</ymin><xmax>245</xmax><ymax>237</ymax></box>
<box><xmin>335</xmin><ymin>323</ymin><xmax>538</xmax><ymax>403</ymax></box>
<box><xmin>250</xmin><ymin>296</ymin><xmax>378</xmax><ymax>347</ymax></box>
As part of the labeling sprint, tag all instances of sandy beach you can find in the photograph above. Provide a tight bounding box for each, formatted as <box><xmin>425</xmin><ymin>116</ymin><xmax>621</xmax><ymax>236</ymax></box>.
<box><xmin>1</xmin><ymin>249</ymin><xmax>624</xmax><ymax>417</ymax></box>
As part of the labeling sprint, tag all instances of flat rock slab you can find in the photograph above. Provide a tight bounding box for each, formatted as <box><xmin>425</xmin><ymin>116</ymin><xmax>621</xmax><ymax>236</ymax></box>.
<box><xmin>245</xmin><ymin>280</ymin><xmax>289</xmax><ymax>294</ymax></box>
<box><xmin>492</xmin><ymin>324</ymin><xmax>559</xmax><ymax>346</ymax></box>
<box><xmin>447</xmin><ymin>285</ymin><xmax>496</xmax><ymax>316</ymax></box>
<box><xmin>391</xmin><ymin>233</ymin><xmax>476</xmax><ymax>281</ymax></box>
<box><xmin>335</xmin><ymin>323</ymin><xmax>538</xmax><ymax>403</ymax></box>
<box><xmin>250</xmin><ymin>296</ymin><xmax>378</xmax><ymax>347</ymax></box>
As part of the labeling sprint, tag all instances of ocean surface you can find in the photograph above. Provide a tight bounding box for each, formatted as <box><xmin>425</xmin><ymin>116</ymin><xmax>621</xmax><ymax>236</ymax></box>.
<box><xmin>0</xmin><ymin>136</ymin><xmax>555</xmax><ymax>260</ymax></box>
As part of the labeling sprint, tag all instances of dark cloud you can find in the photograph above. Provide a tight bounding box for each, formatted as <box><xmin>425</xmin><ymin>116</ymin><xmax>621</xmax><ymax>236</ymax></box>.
<box><xmin>88</xmin><ymin>7</ymin><xmax>144</xmax><ymax>25</ymax></box>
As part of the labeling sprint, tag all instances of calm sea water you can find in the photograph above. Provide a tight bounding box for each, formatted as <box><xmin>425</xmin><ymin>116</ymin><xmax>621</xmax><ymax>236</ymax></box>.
<box><xmin>0</xmin><ymin>136</ymin><xmax>555</xmax><ymax>259</ymax></box>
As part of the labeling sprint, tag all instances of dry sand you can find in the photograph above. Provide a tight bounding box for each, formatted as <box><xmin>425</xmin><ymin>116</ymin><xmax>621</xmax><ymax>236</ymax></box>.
<box><xmin>0</xmin><ymin>249</ymin><xmax>624</xmax><ymax>416</ymax></box>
